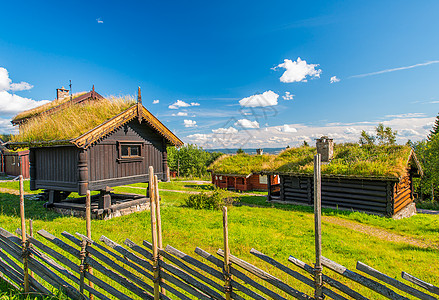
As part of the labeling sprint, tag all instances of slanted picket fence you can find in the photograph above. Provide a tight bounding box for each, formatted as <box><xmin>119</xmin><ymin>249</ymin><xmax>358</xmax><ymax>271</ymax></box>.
<box><xmin>0</xmin><ymin>159</ymin><xmax>438</xmax><ymax>300</ymax></box>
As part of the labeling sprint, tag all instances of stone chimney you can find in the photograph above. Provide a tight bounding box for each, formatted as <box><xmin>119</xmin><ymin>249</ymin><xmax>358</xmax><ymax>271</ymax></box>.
<box><xmin>56</xmin><ymin>87</ymin><xmax>69</xmax><ymax>100</ymax></box>
<box><xmin>316</xmin><ymin>136</ymin><xmax>333</xmax><ymax>162</ymax></box>
<box><xmin>256</xmin><ymin>148</ymin><xmax>263</xmax><ymax>155</ymax></box>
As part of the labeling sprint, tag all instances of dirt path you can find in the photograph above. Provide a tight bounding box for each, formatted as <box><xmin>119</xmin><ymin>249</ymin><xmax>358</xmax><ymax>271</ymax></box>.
<box><xmin>322</xmin><ymin>216</ymin><xmax>438</xmax><ymax>249</ymax></box>
<box><xmin>0</xmin><ymin>187</ymin><xmax>20</xmax><ymax>195</ymax></box>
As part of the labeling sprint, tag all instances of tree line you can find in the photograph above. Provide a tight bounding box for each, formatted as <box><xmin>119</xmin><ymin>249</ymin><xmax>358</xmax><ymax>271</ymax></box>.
<box><xmin>167</xmin><ymin>144</ymin><xmax>223</xmax><ymax>178</ymax></box>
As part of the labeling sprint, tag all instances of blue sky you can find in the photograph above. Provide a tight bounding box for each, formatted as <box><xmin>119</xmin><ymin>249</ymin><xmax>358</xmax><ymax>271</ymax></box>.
<box><xmin>1</xmin><ymin>0</ymin><xmax>438</xmax><ymax>148</ymax></box>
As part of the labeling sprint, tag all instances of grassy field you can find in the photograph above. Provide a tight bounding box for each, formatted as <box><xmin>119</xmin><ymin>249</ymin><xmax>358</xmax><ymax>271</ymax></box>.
<box><xmin>0</xmin><ymin>179</ymin><xmax>438</xmax><ymax>299</ymax></box>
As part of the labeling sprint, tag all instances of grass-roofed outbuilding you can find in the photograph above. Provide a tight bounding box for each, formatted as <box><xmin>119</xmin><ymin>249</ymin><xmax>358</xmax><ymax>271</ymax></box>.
<box><xmin>209</xmin><ymin>142</ymin><xmax>422</xmax><ymax>217</ymax></box>
<box><xmin>9</xmin><ymin>88</ymin><xmax>183</xmax><ymax>217</ymax></box>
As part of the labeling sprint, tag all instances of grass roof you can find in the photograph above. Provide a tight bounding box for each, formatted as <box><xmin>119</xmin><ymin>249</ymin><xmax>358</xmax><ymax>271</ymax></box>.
<box><xmin>11</xmin><ymin>96</ymin><xmax>135</xmax><ymax>144</ymax></box>
<box><xmin>209</xmin><ymin>144</ymin><xmax>414</xmax><ymax>178</ymax></box>
<box><xmin>12</xmin><ymin>92</ymin><xmax>88</xmax><ymax>122</ymax></box>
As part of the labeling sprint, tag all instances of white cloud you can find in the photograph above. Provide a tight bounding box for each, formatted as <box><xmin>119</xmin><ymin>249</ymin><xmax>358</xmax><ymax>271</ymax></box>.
<box><xmin>153</xmin><ymin>99</ymin><xmax>159</xmax><ymax>104</ymax></box>
<box><xmin>350</xmin><ymin>60</ymin><xmax>439</xmax><ymax>78</ymax></box>
<box><xmin>0</xmin><ymin>67</ymin><xmax>49</xmax><ymax>116</ymax></box>
<box><xmin>172</xmin><ymin>112</ymin><xmax>188</xmax><ymax>116</ymax></box>
<box><xmin>96</xmin><ymin>18</ymin><xmax>103</xmax><ymax>24</ymax></box>
<box><xmin>278</xmin><ymin>124</ymin><xmax>297</xmax><ymax>133</ymax></box>
<box><xmin>330</xmin><ymin>76</ymin><xmax>340</xmax><ymax>84</ymax></box>
<box><xmin>239</xmin><ymin>91</ymin><xmax>279</xmax><ymax>107</ymax></box>
<box><xmin>274</xmin><ymin>57</ymin><xmax>322</xmax><ymax>83</ymax></box>
<box><xmin>399</xmin><ymin>129</ymin><xmax>420</xmax><ymax>137</ymax></box>
<box><xmin>344</xmin><ymin>127</ymin><xmax>360</xmax><ymax>135</ymax></box>
<box><xmin>282</xmin><ymin>92</ymin><xmax>294</xmax><ymax>100</ymax></box>
<box><xmin>183</xmin><ymin>115</ymin><xmax>435</xmax><ymax>149</ymax></box>
<box><xmin>169</xmin><ymin>100</ymin><xmax>200</xmax><ymax>109</ymax></box>
<box><xmin>212</xmin><ymin>127</ymin><xmax>238</xmax><ymax>134</ymax></box>
<box><xmin>0</xmin><ymin>67</ymin><xmax>33</xmax><ymax>92</ymax></box>
<box><xmin>385</xmin><ymin>113</ymin><xmax>426</xmax><ymax>119</ymax></box>
<box><xmin>184</xmin><ymin>119</ymin><xmax>197</xmax><ymax>127</ymax></box>
<box><xmin>169</xmin><ymin>100</ymin><xmax>191</xmax><ymax>109</ymax></box>
<box><xmin>235</xmin><ymin>119</ymin><xmax>260</xmax><ymax>129</ymax></box>
<box><xmin>0</xmin><ymin>91</ymin><xmax>50</xmax><ymax>114</ymax></box>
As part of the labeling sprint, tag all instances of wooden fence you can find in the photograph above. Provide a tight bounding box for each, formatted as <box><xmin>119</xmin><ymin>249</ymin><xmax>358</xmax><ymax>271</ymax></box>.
<box><xmin>0</xmin><ymin>161</ymin><xmax>438</xmax><ymax>299</ymax></box>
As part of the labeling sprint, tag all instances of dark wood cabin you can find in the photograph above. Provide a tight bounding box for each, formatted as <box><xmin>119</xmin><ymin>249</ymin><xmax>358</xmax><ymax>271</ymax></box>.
<box><xmin>263</xmin><ymin>141</ymin><xmax>423</xmax><ymax>217</ymax></box>
<box><xmin>210</xmin><ymin>172</ymin><xmax>279</xmax><ymax>191</ymax></box>
<box><xmin>0</xmin><ymin>149</ymin><xmax>30</xmax><ymax>178</ymax></box>
<box><xmin>10</xmin><ymin>90</ymin><xmax>183</xmax><ymax>215</ymax></box>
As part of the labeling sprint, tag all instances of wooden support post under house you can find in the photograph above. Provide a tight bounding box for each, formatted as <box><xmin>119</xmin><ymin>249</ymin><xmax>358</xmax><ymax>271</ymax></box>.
<box><xmin>19</xmin><ymin>175</ymin><xmax>30</xmax><ymax>293</ymax></box>
<box><xmin>222</xmin><ymin>206</ymin><xmax>232</xmax><ymax>300</ymax></box>
<box><xmin>98</xmin><ymin>187</ymin><xmax>112</xmax><ymax>210</ymax></box>
<box><xmin>86</xmin><ymin>190</ymin><xmax>94</xmax><ymax>300</ymax></box>
<box><xmin>149</xmin><ymin>166</ymin><xmax>160</xmax><ymax>300</ymax></box>
<box><xmin>314</xmin><ymin>154</ymin><xmax>324</xmax><ymax>300</ymax></box>
<box><xmin>154</xmin><ymin>174</ymin><xmax>166</xmax><ymax>295</ymax></box>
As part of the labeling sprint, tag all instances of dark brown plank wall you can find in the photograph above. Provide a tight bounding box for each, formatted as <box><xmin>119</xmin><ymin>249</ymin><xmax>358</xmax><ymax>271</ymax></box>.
<box><xmin>279</xmin><ymin>175</ymin><xmax>394</xmax><ymax>215</ymax></box>
<box><xmin>87</xmin><ymin>120</ymin><xmax>165</xmax><ymax>183</ymax></box>
<box><xmin>33</xmin><ymin>146</ymin><xmax>78</xmax><ymax>189</ymax></box>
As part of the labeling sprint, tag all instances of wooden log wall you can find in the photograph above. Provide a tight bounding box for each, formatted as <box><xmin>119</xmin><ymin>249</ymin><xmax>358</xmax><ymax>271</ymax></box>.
<box><xmin>278</xmin><ymin>175</ymin><xmax>400</xmax><ymax>216</ymax></box>
<box><xmin>393</xmin><ymin>173</ymin><xmax>413</xmax><ymax>214</ymax></box>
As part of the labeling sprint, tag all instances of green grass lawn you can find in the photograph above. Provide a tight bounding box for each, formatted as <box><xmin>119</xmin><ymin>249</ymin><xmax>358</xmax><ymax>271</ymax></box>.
<box><xmin>0</xmin><ymin>179</ymin><xmax>438</xmax><ymax>299</ymax></box>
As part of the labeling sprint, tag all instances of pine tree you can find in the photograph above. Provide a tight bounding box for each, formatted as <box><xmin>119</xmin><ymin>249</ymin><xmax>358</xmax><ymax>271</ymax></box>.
<box><xmin>428</xmin><ymin>113</ymin><xmax>439</xmax><ymax>141</ymax></box>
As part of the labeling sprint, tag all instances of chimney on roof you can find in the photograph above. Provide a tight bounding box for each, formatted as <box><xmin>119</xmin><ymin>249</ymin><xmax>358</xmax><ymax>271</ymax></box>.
<box><xmin>56</xmin><ymin>86</ymin><xmax>69</xmax><ymax>100</ymax></box>
<box><xmin>256</xmin><ymin>148</ymin><xmax>263</xmax><ymax>155</ymax></box>
<box><xmin>316</xmin><ymin>136</ymin><xmax>333</xmax><ymax>162</ymax></box>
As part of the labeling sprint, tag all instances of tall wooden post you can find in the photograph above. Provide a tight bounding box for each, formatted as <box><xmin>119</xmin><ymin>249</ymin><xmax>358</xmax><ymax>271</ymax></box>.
<box><xmin>29</xmin><ymin>219</ymin><xmax>33</xmax><ymax>279</ymax></box>
<box><xmin>149</xmin><ymin>167</ymin><xmax>160</xmax><ymax>300</ymax></box>
<box><xmin>85</xmin><ymin>190</ymin><xmax>94</xmax><ymax>300</ymax></box>
<box><xmin>154</xmin><ymin>175</ymin><xmax>165</xmax><ymax>295</ymax></box>
<box><xmin>314</xmin><ymin>154</ymin><xmax>323</xmax><ymax>299</ymax></box>
<box><xmin>222</xmin><ymin>207</ymin><xmax>232</xmax><ymax>300</ymax></box>
<box><xmin>19</xmin><ymin>175</ymin><xmax>29</xmax><ymax>293</ymax></box>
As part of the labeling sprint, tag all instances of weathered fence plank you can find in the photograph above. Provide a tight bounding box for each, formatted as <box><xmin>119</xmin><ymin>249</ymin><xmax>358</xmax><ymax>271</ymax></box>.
<box><xmin>159</xmin><ymin>246</ymin><xmax>224</xmax><ymax>295</ymax></box>
<box><xmin>24</xmin><ymin>235</ymin><xmax>109</xmax><ymax>300</ymax></box>
<box><xmin>195</xmin><ymin>247</ymin><xmax>270</xmax><ymax>300</ymax></box>
<box><xmin>357</xmin><ymin>262</ymin><xmax>435</xmax><ymax>300</ymax></box>
<box><xmin>322</xmin><ymin>256</ymin><xmax>410</xmax><ymax>300</ymax></box>
<box><xmin>63</xmin><ymin>232</ymin><xmax>156</xmax><ymax>298</ymax></box>
<box><xmin>288</xmin><ymin>255</ymin><xmax>369</xmax><ymax>300</ymax></box>
<box><xmin>100</xmin><ymin>236</ymin><xmax>153</xmax><ymax>272</ymax></box>
<box><xmin>250</xmin><ymin>249</ymin><xmax>347</xmax><ymax>300</ymax></box>
<box><xmin>0</xmin><ymin>230</ymin><xmax>85</xmax><ymax>300</ymax></box>
<box><xmin>160</xmin><ymin>268</ymin><xmax>214</xmax><ymax>300</ymax></box>
<box><xmin>402</xmin><ymin>272</ymin><xmax>439</xmax><ymax>296</ymax></box>
<box><xmin>218</xmin><ymin>249</ymin><xmax>314</xmax><ymax>300</ymax></box>
<box><xmin>38</xmin><ymin>229</ymin><xmax>131</xmax><ymax>300</ymax></box>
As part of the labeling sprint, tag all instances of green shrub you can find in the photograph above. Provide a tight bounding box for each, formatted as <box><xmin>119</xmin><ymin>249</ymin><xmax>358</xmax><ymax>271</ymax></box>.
<box><xmin>184</xmin><ymin>188</ymin><xmax>233</xmax><ymax>210</ymax></box>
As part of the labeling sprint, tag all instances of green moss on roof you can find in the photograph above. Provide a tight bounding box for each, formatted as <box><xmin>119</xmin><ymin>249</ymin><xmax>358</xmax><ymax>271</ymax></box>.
<box><xmin>208</xmin><ymin>153</ymin><xmax>273</xmax><ymax>175</ymax></box>
<box><xmin>11</xmin><ymin>96</ymin><xmax>135</xmax><ymax>144</ymax></box>
<box><xmin>12</xmin><ymin>92</ymin><xmax>88</xmax><ymax>122</ymax></box>
<box><xmin>209</xmin><ymin>144</ymin><xmax>414</xmax><ymax>178</ymax></box>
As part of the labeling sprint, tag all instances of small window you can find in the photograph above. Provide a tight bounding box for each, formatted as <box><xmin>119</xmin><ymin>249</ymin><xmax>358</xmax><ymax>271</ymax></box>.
<box><xmin>259</xmin><ymin>175</ymin><xmax>268</xmax><ymax>184</ymax></box>
<box><xmin>121</xmin><ymin>145</ymin><xmax>141</xmax><ymax>158</ymax></box>
<box><xmin>118</xmin><ymin>142</ymin><xmax>143</xmax><ymax>162</ymax></box>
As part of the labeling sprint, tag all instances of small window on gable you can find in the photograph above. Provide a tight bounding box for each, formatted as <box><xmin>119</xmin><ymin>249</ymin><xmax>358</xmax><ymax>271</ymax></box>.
<box><xmin>118</xmin><ymin>142</ymin><xmax>143</xmax><ymax>162</ymax></box>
